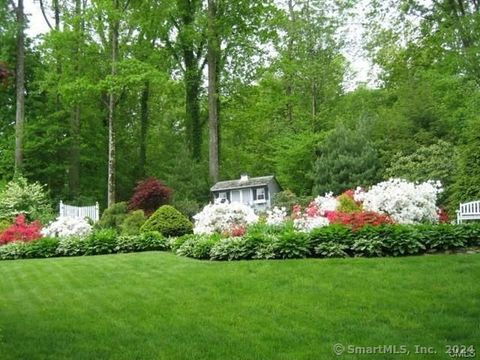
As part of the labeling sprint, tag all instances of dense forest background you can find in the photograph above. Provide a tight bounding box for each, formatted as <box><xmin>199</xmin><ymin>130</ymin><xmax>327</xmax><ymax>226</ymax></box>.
<box><xmin>0</xmin><ymin>0</ymin><xmax>479</xmax><ymax>215</ymax></box>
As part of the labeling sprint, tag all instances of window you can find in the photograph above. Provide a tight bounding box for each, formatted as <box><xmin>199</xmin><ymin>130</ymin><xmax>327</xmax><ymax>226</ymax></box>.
<box><xmin>255</xmin><ymin>188</ymin><xmax>265</xmax><ymax>201</ymax></box>
<box><xmin>217</xmin><ymin>191</ymin><xmax>228</xmax><ymax>203</ymax></box>
<box><xmin>218</xmin><ymin>192</ymin><xmax>227</xmax><ymax>199</ymax></box>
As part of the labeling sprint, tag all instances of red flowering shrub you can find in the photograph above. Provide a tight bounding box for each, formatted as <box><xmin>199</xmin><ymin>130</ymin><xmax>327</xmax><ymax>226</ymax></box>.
<box><xmin>128</xmin><ymin>177</ymin><xmax>172</xmax><ymax>216</ymax></box>
<box><xmin>438</xmin><ymin>208</ymin><xmax>449</xmax><ymax>223</ymax></box>
<box><xmin>0</xmin><ymin>214</ymin><xmax>42</xmax><ymax>245</ymax></box>
<box><xmin>325</xmin><ymin>210</ymin><xmax>393</xmax><ymax>230</ymax></box>
<box><xmin>227</xmin><ymin>225</ymin><xmax>246</xmax><ymax>237</ymax></box>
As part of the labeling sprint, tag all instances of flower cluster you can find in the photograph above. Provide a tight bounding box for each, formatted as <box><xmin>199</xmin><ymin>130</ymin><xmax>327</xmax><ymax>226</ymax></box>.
<box><xmin>265</xmin><ymin>206</ymin><xmax>288</xmax><ymax>226</ymax></box>
<box><xmin>41</xmin><ymin>216</ymin><xmax>92</xmax><ymax>238</ymax></box>
<box><xmin>313</xmin><ymin>192</ymin><xmax>339</xmax><ymax>215</ymax></box>
<box><xmin>292</xmin><ymin>202</ymin><xmax>329</xmax><ymax>232</ymax></box>
<box><xmin>354</xmin><ymin>179</ymin><xmax>443</xmax><ymax>224</ymax></box>
<box><xmin>0</xmin><ymin>214</ymin><xmax>42</xmax><ymax>245</ymax></box>
<box><xmin>193</xmin><ymin>201</ymin><xmax>259</xmax><ymax>235</ymax></box>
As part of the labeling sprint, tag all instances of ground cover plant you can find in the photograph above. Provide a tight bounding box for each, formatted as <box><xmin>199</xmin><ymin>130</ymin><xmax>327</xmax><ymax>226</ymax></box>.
<box><xmin>0</xmin><ymin>252</ymin><xmax>478</xmax><ymax>360</ymax></box>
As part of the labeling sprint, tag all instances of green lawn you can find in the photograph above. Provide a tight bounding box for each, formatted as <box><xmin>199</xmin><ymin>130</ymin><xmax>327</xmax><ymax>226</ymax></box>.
<box><xmin>0</xmin><ymin>253</ymin><xmax>479</xmax><ymax>360</ymax></box>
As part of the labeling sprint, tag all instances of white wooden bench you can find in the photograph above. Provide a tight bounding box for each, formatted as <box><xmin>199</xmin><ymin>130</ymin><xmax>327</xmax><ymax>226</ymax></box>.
<box><xmin>456</xmin><ymin>201</ymin><xmax>480</xmax><ymax>224</ymax></box>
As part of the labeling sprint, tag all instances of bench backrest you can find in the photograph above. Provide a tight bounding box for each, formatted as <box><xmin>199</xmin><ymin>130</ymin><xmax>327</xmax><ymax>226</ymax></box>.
<box><xmin>59</xmin><ymin>201</ymin><xmax>100</xmax><ymax>222</ymax></box>
<box><xmin>459</xmin><ymin>201</ymin><xmax>480</xmax><ymax>215</ymax></box>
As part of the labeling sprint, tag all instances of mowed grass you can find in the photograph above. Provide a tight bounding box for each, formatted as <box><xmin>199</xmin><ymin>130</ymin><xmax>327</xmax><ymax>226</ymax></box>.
<box><xmin>0</xmin><ymin>253</ymin><xmax>479</xmax><ymax>360</ymax></box>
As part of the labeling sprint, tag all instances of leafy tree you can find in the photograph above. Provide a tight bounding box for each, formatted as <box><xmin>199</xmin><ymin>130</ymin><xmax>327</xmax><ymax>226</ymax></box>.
<box><xmin>385</xmin><ymin>140</ymin><xmax>457</xmax><ymax>204</ymax></box>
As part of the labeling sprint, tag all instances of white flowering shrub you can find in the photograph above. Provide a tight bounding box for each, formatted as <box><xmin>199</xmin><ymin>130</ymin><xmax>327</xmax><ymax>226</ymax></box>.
<box><xmin>193</xmin><ymin>201</ymin><xmax>259</xmax><ymax>235</ymax></box>
<box><xmin>0</xmin><ymin>176</ymin><xmax>54</xmax><ymax>224</ymax></box>
<box><xmin>355</xmin><ymin>178</ymin><xmax>443</xmax><ymax>224</ymax></box>
<box><xmin>41</xmin><ymin>216</ymin><xmax>92</xmax><ymax>238</ymax></box>
<box><xmin>293</xmin><ymin>215</ymin><xmax>329</xmax><ymax>232</ymax></box>
<box><xmin>266</xmin><ymin>207</ymin><xmax>288</xmax><ymax>226</ymax></box>
<box><xmin>313</xmin><ymin>192</ymin><xmax>339</xmax><ymax>215</ymax></box>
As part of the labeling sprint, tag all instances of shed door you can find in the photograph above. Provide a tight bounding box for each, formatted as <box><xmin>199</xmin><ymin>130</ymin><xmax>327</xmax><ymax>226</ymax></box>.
<box><xmin>241</xmin><ymin>189</ymin><xmax>251</xmax><ymax>205</ymax></box>
<box><xmin>231</xmin><ymin>190</ymin><xmax>241</xmax><ymax>203</ymax></box>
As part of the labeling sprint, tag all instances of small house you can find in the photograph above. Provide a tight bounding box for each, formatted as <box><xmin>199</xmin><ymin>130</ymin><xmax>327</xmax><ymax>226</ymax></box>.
<box><xmin>210</xmin><ymin>174</ymin><xmax>281</xmax><ymax>212</ymax></box>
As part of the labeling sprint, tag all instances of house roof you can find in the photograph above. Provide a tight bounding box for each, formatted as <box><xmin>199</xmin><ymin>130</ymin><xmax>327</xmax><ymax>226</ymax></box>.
<box><xmin>211</xmin><ymin>175</ymin><xmax>276</xmax><ymax>192</ymax></box>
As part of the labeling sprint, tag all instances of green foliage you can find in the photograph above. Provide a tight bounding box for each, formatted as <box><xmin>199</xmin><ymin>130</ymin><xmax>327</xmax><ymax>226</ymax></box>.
<box><xmin>97</xmin><ymin>202</ymin><xmax>128</xmax><ymax>230</ymax></box>
<box><xmin>56</xmin><ymin>236</ymin><xmax>88</xmax><ymax>257</ymax></box>
<box><xmin>0</xmin><ymin>241</ymin><xmax>27</xmax><ymax>260</ymax></box>
<box><xmin>272</xmin><ymin>132</ymin><xmax>322</xmax><ymax>195</ymax></box>
<box><xmin>168</xmin><ymin>235</ymin><xmax>192</xmax><ymax>252</ymax></box>
<box><xmin>115</xmin><ymin>231</ymin><xmax>167</xmax><ymax>253</ymax></box>
<box><xmin>209</xmin><ymin>237</ymin><xmax>257</xmax><ymax>261</ymax></box>
<box><xmin>314</xmin><ymin>242</ymin><xmax>349</xmax><ymax>258</ymax></box>
<box><xmin>451</xmin><ymin>121</ymin><xmax>480</xmax><ymax>209</ymax></box>
<box><xmin>272</xmin><ymin>190</ymin><xmax>310</xmax><ymax>214</ymax></box>
<box><xmin>23</xmin><ymin>237</ymin><xmax>59</xmax><ymax>258</ymax></box>
<box><xmin>385</xmin><ymin>140</ymin><xmax>457</xmax><ymax>205</ymax></box>
<box><xmin>85</xmin><ymin>229</ymin><xmax>118</xmax><ymax>255</ymax></box>
<box><xmin>308</xmin><ymin>225</ymin><xmax>353</xmax><ymax>249</ymax></box>
<box><xmin>120</xmin><ymin>210</ymin><xmax>146</xmax><ymax>235</ymax></box>
<box><xmin>141</xmin><ymin>205</ymin><xmax>193</xmax><ymax>237</ymax></box>
<box><xmin>172</xmin><ymin>199</ymin><xmax>201</xmax><ymax>219</ymax></box>
<box><xmin>337</xmin><ymin>193</ymin><xmax>361</xmax><ymax>214</ymax></box>
<box><xmin>272</xmin><ymin>230</ymin><xmax>309</xmax><ymax>259</ymax></box>
<box><xmin>177</xmin><ymin>234</ymin><xmax>221</xmax><ymax>260</ymax></box>
<box><xmin>0</xmin><ymin>218</ymin><xmax>11</xmax><ymax>233</ymax></box>
<box><xmin>313</xmin><ymin>123</ymin><xmax>381</xmax><ymax>196</ymax></box>
<box><xmin>0</xmin><ymin>177</ymin><xmax>54</xmax><ymax>224</ymax></box>
<box><xmin>351</xmin><ymin>238</ymin><xmax>384</xmax><ymax>257</ymax></box>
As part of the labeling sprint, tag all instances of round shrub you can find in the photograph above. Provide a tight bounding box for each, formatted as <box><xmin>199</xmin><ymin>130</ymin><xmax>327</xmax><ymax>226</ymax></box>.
<box><xmin>120</xmin><ymin>210</ymin><xmax>146</xmax><ymax>235</ymax></box>
<box><xmin>128</xmin><ymin>177</ymin><xmax>172</xmax><ymax>216</ymax></box>
<box><xmin>140</xmin><ymin>205</ymin><xmax>193</xmax><ymax>237</ymax></box>
<box><xmin>96</xmin><ymin>202</ymin><xmax>128</xmax><ymax>230</ymax></box>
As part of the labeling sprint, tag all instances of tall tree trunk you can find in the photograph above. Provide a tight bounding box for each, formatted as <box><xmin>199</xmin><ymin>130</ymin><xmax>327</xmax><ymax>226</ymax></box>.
<box><xmin>180</xmin><ymin>0</ymin><xmax>202</xmax><ymax>161</ymax></box>
<box><xmin>184</xmin><ymin>53</ymin><xmax>202</xmax><ymax>161</ymax></box>
<box><xmin>69</xmin><ymin>0</ymin><xmax>81</xmax><ymax>198</ymax></box>
<box><xmin>208</xmin><ymin>0</ymin><xmax>220</xmax><ymax>182</ymax></box>
<box><xmin>53</xmin><ymin>0</ymin><xmax>60</xmax><ymax>29</ymax></box>
<box><xmin>286</xmin><ymin>0</ymin><xmax>295</xmax><ymax>124</ymax></box>
<box><xmin>139</xmin><ymin>81</ymin><xmax>149</xmax><ymax>179</ymax></box>
<box><xmin>14</xmin><ymin>0</ymin><xmax>25</xmax><ymax>174</ymax></box>
<box><xmin>69</xmin><ymin>105</ymin><xmax>81</xmax><ymax>198</ymax></box>
<box><xmin>107</xmin><ymin>2</ymin><xmax>119</xmax><ymax>207</ymax></box>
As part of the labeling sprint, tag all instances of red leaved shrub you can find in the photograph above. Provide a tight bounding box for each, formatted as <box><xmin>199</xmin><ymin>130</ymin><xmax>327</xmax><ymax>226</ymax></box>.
<box><xmin>128</xmin><ymin>177</ymin><xmax>172</xmax><ymax>216</ymax></box>
<box><xmin>325</xmin><ymin>210</ymin><xmax>393</xmax><ymax>230</ymax></box>
<box><xmin>0</xmin><ymin>214</ymin><xmax>42</xmax><ymax>245</ymax></box>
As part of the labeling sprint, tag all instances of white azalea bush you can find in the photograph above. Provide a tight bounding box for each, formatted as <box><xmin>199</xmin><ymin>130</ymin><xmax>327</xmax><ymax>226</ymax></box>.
<box><xmin>293</xmin><ymin>215</ymin><xmax>329</xmax><ymax>232</ymax></box>
<box><xmin>354</xmin><ymin>178</ymin><xmax>443</xmax><ymax>224</ymax></box>
<box><xmin>313</xmin><ymin>192</ymin><xmax>339</xmax><ymax>215</ymax></box>
<box><xmin>291</xmin><ymin>202</ymin><xmax>330</xmax><ymax>232</ymax></box>
<box><xmin>41</xmin><ymin>216</ymin><xmax>92</xmax><ymax>238</ymax></box>
<box><xmin>193</xmin><ymin>201</ymin><xmax>259</xmax><ymax>235</ymax></box>
<box><xmin>266</xmin><ymin>206</ymin><xmax>288</xmax><ymax>226</ymax></box>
